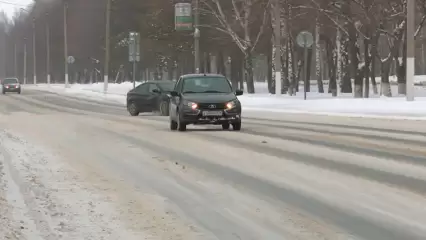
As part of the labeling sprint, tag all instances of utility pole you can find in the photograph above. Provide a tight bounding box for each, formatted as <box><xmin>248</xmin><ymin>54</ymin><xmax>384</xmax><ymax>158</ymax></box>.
<box><xmin>273</xmin><ymin>0</ymin><xmax>281</xmax><ymax>95</ymax></box>
<box><xmin>104</xmin><ymin>0</ymin><xmax>111</xmax><ymax>93</ymax></box>
<box><xmin>194</xmin><ymin>0</ymin><xmax>200</xmax><ymax>73</ymax></box>
<box><xmin>406</xmin><ymin>0</ymin><xmax>415</xmax><ymax>101</ymax></box>
<box><xmin>14</xmin><ymin>43</ymin><xmax>17</xmax><ymax>77</ymax></box>
<box><xmin>64</xmin><ymin>2</ymin><xmax>69</xmax><ymax>87</ymax></box>
<box><xmin>23</xmin><ymin>38</ymin><xmax>27</xmax><ymax>84</ymax></box>
<box><xmin>46</xmin><ymin>12</ymin><xmax>51</xmax><ymax>85</ymax></box>
<box><xmin>32</xmin><ymin>17</ymin><xmax>37</xmax><ymax>85</ymax></box>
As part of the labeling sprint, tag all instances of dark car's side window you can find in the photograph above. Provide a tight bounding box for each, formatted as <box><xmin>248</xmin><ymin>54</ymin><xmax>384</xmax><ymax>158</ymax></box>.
<box><xmin>148</xmin><ymin>83</ymin><xmax>160</xmax><ymax>93</ymax></box>
<box><xmin>135</xmin><ymin>83</ymin><xmax>149</xmax><ymax>94</ymax></box>
<box><xmin>175</xmin><ymin>78</ymin><xmax>183</xmax><ymax>92</ymax></box>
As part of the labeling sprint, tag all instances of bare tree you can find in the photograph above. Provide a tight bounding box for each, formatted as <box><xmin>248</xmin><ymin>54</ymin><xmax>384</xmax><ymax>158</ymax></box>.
<box><xmin>201</xmin><ymin>0</ymin><xmax>270</xmax><ymax>93</ymax></box>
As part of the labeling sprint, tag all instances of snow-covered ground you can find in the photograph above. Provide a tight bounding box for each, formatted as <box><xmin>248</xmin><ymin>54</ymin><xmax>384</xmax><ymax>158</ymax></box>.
<box><xmin>0</xmin><ymin>129</ymin><xmax>148</xmax><ymax>240</ymax></box>
<box><xmin>25</xmin><ymin>78</ymin><xmax>426</xmax><ymax>120</ymax></box>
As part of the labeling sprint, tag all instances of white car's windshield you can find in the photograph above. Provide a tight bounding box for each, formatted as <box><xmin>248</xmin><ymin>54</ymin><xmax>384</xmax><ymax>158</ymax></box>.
<box><xmin>182</xmin><ymin>77</ymin><xmax>232</xmax><ymax>93</ymax></box>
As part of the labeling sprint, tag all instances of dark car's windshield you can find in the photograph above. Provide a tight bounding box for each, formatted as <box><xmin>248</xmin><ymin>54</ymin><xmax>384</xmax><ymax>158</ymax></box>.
<box><xmin>182</xmin><ymin>77</ymin><xmax>232</xmax><ymax>93</ymax></box>
<box><xmin>3</xmin><ymin>78</ymin><xmax>18</xmax><ymax>84</ymax></box>
<box><xmin>158</xmin><ymin>82</ymin><xmax>175</xmax><ymax>92</ymax></box>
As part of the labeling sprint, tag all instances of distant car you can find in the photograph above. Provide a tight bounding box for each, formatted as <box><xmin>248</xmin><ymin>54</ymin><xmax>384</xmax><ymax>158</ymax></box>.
<box><xmin>126</xmin><ymin>80</ymin><xmax>175</xmax><ymax>116</ymax></box>
<box><xmin>1</xmin><ymin>78</ymin><xmax>21</xmax><ymax>94</ymax></box>
<box><xmin>169</xmin><ymin>73</ymin><xmax>243</xmax><ymax>131</ymax></box>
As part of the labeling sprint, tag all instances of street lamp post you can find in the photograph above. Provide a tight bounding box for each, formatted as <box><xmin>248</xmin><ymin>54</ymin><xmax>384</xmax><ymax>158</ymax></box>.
<box><xmin>23</xmin><ymin>38</ymin><xmax>27</xmax><ymax>84</ymax></box>
<box><xmin>194</xmin><ymin>0</ymin><xmax>200</xmax><ymax>73</ymax></box>
<box><xmin>46</xmin><ymin>12</ymin><xmax>51</xmax><ymax>85</ymax></box>
<box><xmin>64</xmin><ymin>2</ymin><xmax>69</xmax><ymax>87</ymax></box>
<box><xmin>32</xmin><ymin>17</ymin><xmax>37</xmax><ymax>85</ymax></box>
<box><xmin>14</xmin><ymin>43</ymin><xmax>17</xmax><ymax>77</ymax></box>
<box><xmin>104</xmin><ymin>0</ymin><xmax>111</xmax><ymax>93</ymax></box>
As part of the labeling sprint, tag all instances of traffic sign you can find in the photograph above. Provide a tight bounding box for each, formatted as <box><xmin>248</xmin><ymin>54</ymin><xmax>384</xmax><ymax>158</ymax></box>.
<box><xmin>296</xmin><ymin>31</ymin><xmax>314</xmax><ymax>48</ymax></box>
<box><xmin>175</xmin><ymin>3</ymin><xmax>193</xmax><ymax>31</ymax></box>
<box><xmin>67</xmin><ymin>56</ymin><xmax>75</xmax><ymax>64</ymax></box>
<box><xmin>129</xmin><ymin>32</ymin><xmax>140</xmax><ymax>62</ymax></box>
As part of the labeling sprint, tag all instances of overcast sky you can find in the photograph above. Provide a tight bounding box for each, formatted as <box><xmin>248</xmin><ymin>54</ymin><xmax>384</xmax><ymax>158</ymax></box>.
<box><xmin>0</xmin><ymin>0</ymin><xmax>32</xmax><ymax>18</ymax></box>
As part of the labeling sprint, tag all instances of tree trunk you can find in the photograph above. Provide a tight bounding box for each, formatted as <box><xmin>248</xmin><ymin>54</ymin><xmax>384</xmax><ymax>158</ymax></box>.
<box><xmin>325</xmin><ymin>39</ymin><xmax>337</xmax><ymax>96</ymax></box>
<box><xmin>370</xmin><ymin>59</ymin><xmax>378</xmax><ymax>94</ymax></box>
<box><xmin>287</xmin><ymin>39</ymin><xmax>295</xmax><ymax>95</ymax></box>
<box><xmin>167</xmin><ymin>60</ymin><xmax>174</xmax><ymax>81</ymax></box>
<box><xmin>349</xmin><ymin>39</ymin><xmax>362</xmax><ymax>98</ymax></box>
<box><xmin>271</xmin><ymin>36</ymin><xmax>276</xmax><ymax>94</ymax></box>
<box><xmin>230</xmin><ymin>54</ymin><xmax>240</xmax><ymax>90</ymax></box>
<box><xmin>364</xmin><ymin>39</ymin><xmax>370</xmax><ymax>98</ymax></box>
<box><xmin>244</xmin><ymin>50</ymin><xmax>255</xmax><ymax>93</ymax></box>
<box><xmin>380</xmin><ymin>59</ymin><xmax>392</xmax><ymax>97</ymax></box>
<box><xmin>397</xmin><ymin>34</ymin><xmax>407</xmax><ymax>95</ymax></box>
<box><xmin>306</xmin><ymin>48</ymin><xmax>313</xmax><ymax>92</ymax></box>
<box><xmin>268</xmin><ymin>42</ymin><xmax>274</xmax><ymax>93</ymax></box>
<box><xmin>370</xmin><ymin>33</ymin><xmax>379</xmax><ymax>94</ymax></box>
<box><xmin>336</xmin><ymin>25</ymin><xmax>343</xmax><ymax>94</ymax></box>
<box><xmin>210</xmin><ymin>54</ymin><xmax>217</xmax><ymax>73</ymax></box>
<box><xmin>315</xmin><ymin>19</ymin><xmax>324</xmax><ymax>93</ymax></box>
<box><xmin>397</xmin><ymin>62</ymin><xmax>406</xmax><ymax>95</ymax></box>
<box><xmin>296</xmin><ymin>58</ymin><xmax>302</xmax><ymax>92</ymax></box>
<box><xmin>340</xmin><ymin>35</ymin><xmax>352</xmax><ymax>93</ymax></box>
<box><xmin>286</xmin><ymin>2</ymin><xmax>295</xmax><ymax>96</ymax></box>
<box><xmin>217</xmin><ymin>51</ymin><xmax>226</xmax><ymax>75</ymax></box>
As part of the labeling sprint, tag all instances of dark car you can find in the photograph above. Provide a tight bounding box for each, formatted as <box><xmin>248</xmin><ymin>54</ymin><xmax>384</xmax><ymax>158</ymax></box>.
<box><xmin>1</xmin><ymin>78</ymin><xmax>21</xmax><ymax>94</ymax></box>
<box><xmin>169</xmin><ymin>74</ymin><xmax>243</xmax><ymax>131</ymax></box>
<box><xmin>126</xmin><ymin>80</ymin><xmax>175</xmax><ymax>116</ymax></box>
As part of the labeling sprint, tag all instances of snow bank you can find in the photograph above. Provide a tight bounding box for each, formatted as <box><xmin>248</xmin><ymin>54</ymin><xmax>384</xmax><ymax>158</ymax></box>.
<box><xmin>26</xmin><ymin>79</ymin><xmax>426</xmax><ymax>120</ymax></box>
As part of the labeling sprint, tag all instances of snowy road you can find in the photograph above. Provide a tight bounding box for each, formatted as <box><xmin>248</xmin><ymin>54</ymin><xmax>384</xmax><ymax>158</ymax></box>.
<box><xmin>1</xmin><ymin>89</ymin><xmax>426</xmax><ymax>240</ymax></box>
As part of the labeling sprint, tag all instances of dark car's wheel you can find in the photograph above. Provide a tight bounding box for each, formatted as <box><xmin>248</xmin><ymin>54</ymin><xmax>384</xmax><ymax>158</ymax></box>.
<box><xmin>222</xmin><ymin>123</ymin><xmax>230</xmax><ymax>130</ymax></box>
<box><xmin>127</xmin><ymin>102</ymin><xmax>139</xmax><ymax>116</ymax></box>
<box><xmin>17</xmin><ymin>90</ymin><xmax>21</xmax><ymax>94</ymax></box>
<box><xmin>232</xmin><ymin>122</ymin><xmax>241</xmax><ymax>131</ymax></box>
<box><xmin>177</xmin><ymin>112</ymin><xmax>187</xmax><ymax>132</ymax></box>
<box><xmin>159</xmin><ymin>101</ymin><xmax>169</xmax><ymax>116</ymax></box>
<box><xmin>170</xmin><ymin>118</ymin><xmax>178</xmax><ymax>130</ymax></box>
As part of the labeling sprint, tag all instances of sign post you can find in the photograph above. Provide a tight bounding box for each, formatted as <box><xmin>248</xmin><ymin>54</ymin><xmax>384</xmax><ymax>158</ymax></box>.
<box><xmin>175</xmin><ymin>3</ymin><xmax>193</xmax><ymax>31</ymax></box>
<box><xmin>296</xmin><ymin>31</ymin><xmax>314</xmax><ymax>100</ymax></box>
<box><xmin>67</xmin><ymin>56</ymin><xmax>75</xmax><ymax>84</ymax></box>
<box><xmin>129</xmin><ymin>32</ymin><xmax>140</xmax><ymax>88</ymax></box>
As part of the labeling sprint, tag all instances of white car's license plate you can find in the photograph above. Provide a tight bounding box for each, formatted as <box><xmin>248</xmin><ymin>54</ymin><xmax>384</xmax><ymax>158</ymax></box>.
<box><xmin>202</xmin><ymin>111</ymin><xmax>223</xmax><ymax>116</ymax></box>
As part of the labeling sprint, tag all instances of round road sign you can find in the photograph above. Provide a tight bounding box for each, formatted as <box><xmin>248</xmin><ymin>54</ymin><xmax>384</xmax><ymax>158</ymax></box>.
<box><xmin>67</xmin><ymin>56</ymin><xmax>75</xmax><ymax>64</ymax></box>
<box><xmin>296</xmin><ymin>31</ymin><xmax>314</xmax><ymax>48</ymax></box>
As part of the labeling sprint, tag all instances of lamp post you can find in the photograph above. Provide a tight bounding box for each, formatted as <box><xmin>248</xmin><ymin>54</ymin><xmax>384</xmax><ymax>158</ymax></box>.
<box><xmin>46</xmin><ymin>12</ymin><xmax>51</xmax><ymax>85</ymax></box>
<box><xmin>14</xmin><ymin>43</ymin><xmax>17</xmax><ymax>77</ymax></box>
<box><xmin>32</xmin><ymin>17</ymin><xmax>37</xmax><ymax>85</ymax></box>
<box><xmin>20</xmin><ymin>8</ymin><xmax>36</xmax><ymax>85</ymax></box>
<box><xmin>23</xmin><ymin>38</ymin><xmax>27</xmax><ymax>84</ymax></box>
<box><xmin>64</xmin><ymin>1</ymin><xmax>69</xmax><ymax>87</ymax></box>
<box><xmin>194</xmin><ymin>0</ymin><xmax>200</xmax><ymax>73</ymax></box>
<box><xmin>104</xmin><ymin>0</ymin><xmax>111</xmax><ymax>93</ymax></box>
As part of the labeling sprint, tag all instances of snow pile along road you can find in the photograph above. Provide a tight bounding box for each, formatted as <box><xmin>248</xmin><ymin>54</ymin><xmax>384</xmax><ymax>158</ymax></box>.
<box><xmin>28</xmin><ymin>81</ymin><xmax>426</xmax><ymax>120</ymax></box>
<box><xmin>0</xmin><ymin>130</ymin><xmax>148</xmax><ymax>240</ymax></box>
